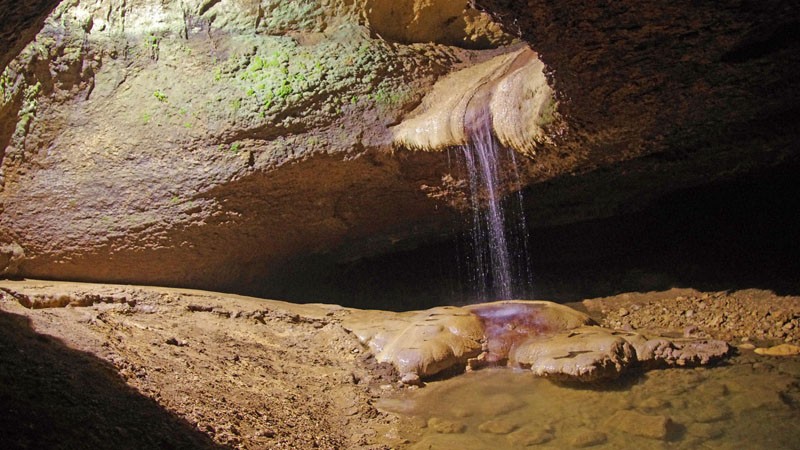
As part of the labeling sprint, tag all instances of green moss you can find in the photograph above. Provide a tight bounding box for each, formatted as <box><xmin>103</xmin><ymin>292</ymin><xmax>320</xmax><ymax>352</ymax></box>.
<box><xmin>0</xmin><ymin>68</ymin><xmax>13</xmax><ymax>104</ymax></box>
<box><xmin>153</xmin><ymin>90</ymin><xmax>168</xmax><ymax>102</ymax></box>
<box><xmin>538</xmin><ymin>98</ymin><xmax>558</xmax><ymax>127</ymax></box>
<box><xmin>144</xmin><ymin>34</ymin><xmax>160</xmax><ymax>48</ymax></box>
<box><xmin>218</xmin><ymin>142</ymin><xmax>243</xmax><ymax>154</ymax></box>
<box><xmin>13</xmin><ymin>82</ymin><xmax>42</xmax><ymax>140</ymax></box>
<box><xmin>275</xmin><ymin>82</ymin><xmax>292</xmax><ymax>98</ymax></box>
<box><xmin>209</xmin><ymin>30</ymin><xmax>435</xmax><ymax>125</ymax></box>
<box><xmin>25</xmin><ymin>81</ymin><xmax>41</xmax><ymax>100</ymax></box>
<box><xmin>370</xmin><ymin>85</ymin><xmax>411</xmax><ymax>109</ymax></box>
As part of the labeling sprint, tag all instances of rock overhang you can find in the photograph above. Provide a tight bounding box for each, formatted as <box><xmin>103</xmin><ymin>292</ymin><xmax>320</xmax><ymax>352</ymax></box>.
<box><xmin>0</xmin><ymin>0</ymin><xmax>797</xmax><ymax>300</ymax></box>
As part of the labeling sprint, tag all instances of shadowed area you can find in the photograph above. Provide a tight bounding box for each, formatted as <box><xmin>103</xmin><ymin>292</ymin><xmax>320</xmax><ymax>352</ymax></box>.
<box><xmin>0</xmin><ymin>309</ymin><xmax>228</xmax><ymax>450</ymax></box>
<box><xmin>269</xmin><ymin>160</ymin><xmax>800</xmax><ymax>309</ymax></box>
<box><xmin>0</xmin><ymin>0</ymin><xmax>60</xmax><ymax>72</ymax></box>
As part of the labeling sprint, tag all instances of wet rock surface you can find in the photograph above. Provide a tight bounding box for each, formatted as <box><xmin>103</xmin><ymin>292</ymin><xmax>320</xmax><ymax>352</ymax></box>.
<box><xmin>511</xmin><ymin>327</ymin><xmax>638</xmax><ymax>381</ymax></box>
<box><xmin>604</xmin><ymin>409</ymin><xmax>672</xmax><ymax>440</ymax></box>
<box><xmin>384</xmin><ymin>352</ymin><xmax>800</xmax><ymax>449</ymax></box>
<box><xmin>343</xmin><ymin>305</ymin><xmax>484</xmax><ymax>378</ymax></box>
<box><xmin>349</xmin><ymin>299</ymin><xmax>729</xmax><ymax>382</ymax></box>
<box><xmin>1</xmin><ymin>280</ymin><xmax>798</xmax><ymax>449</ymax></box>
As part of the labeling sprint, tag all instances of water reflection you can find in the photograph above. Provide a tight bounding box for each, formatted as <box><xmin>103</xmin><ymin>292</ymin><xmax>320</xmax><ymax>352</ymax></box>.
<box><xmin>379</xmin><ymin>352</ymin><xmax>800</xmax><ymax>449</ymax></box>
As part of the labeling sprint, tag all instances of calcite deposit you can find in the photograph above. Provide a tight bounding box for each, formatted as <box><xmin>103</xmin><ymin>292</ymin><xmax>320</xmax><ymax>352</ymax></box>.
<box><xmin>346</xmin><ymin>300</ymin><xmax>730</xmax><ymax>382</ymax></box>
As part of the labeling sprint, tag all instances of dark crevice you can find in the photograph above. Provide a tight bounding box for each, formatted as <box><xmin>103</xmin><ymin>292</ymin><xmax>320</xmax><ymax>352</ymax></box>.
<box><xmin>721</xmin><ymin>22</ymin><xmax>800</xmax><ymax>63</ymax></box>
<box><xmin>265</xmin><ymin>161</ymin><xmax>800</xmax><ymax>310</ymax></box>
<box><xmin>197</xmin><ymin>0</ymin><xmax>222</xmax><ymax>17</ymax></box>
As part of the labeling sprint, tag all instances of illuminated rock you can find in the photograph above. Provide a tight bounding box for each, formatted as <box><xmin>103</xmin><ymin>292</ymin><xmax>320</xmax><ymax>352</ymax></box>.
<box><xmin>347</xmin><ymin>300</ymin><xmax>730</xmax><ymax>383</ymax></box>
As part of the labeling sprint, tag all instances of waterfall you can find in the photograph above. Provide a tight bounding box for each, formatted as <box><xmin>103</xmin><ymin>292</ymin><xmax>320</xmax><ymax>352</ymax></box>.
<box><xmin>458</xmin><ymin>114</ymin><xmax>533</xmax><ymax>301</ymax></box>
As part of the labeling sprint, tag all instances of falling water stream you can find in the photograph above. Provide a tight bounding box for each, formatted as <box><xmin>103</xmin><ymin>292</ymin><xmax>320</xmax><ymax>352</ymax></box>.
<box><xmin>380</xmin><ymin>95</ymin><xmax>798</xmax><ymax>450</ymax></box>
<box><xmin>463</xmin><ymin>119</ymin><xmax>514</xmax><ymax>300</ymax></box>
<box><xmin>459</xmin><ymin>105</ymin><xmax>532</xmax><ymax>301</ymax></box>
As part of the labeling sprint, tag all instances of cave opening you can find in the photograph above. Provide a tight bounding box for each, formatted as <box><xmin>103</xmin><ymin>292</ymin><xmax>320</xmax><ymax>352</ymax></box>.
<box><xmin>263</xmin><ymin>160</ymin><xmax>800</xmax><ymax>311</ymax></box>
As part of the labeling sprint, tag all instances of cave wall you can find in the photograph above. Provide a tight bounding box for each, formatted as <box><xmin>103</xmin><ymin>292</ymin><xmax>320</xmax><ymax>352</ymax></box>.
<box><xmin>0</xmin><ymin>0</ymin><xmax>507</xmax><ymax>289</ymax></box>
<box><xmin>0</xmin><ymin>0</ymin><xmax>798</xmax><ymax>300</ymax></box>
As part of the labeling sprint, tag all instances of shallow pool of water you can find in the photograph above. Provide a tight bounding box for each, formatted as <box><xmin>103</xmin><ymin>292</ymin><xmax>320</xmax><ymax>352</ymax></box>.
<box><xmin>379</xmin><ymin>351</ymin><xmax>800</xmax><ymax>449</ymax></box>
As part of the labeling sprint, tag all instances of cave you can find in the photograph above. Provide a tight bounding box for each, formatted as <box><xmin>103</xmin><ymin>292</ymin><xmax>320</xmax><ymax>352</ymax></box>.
<box><xmin>271</xmin><ymin>159</ymin><xmax>800</xmax><ymax>311</ymax></box>
<box><xmin>1</xmin><ymin>0</ymin><xmax>799</xmax><ymax>449</ymax></box>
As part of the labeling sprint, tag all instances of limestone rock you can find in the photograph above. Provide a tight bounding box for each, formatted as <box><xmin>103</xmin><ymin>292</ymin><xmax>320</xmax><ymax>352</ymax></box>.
<box><xmin>0</xmin><ymin>242</ymin><xmax>25</xmax><ymax>275</ymax></box>
<box><xmin>754</xmin><ymin>344</ymin><xmax>800</xmax><ymax>356</ymax></box>
<box><xmin>605</xmin><ymin>410</ymin><xmax>672</xmax><ymax>440</ymax></box>
<box><xmin>510</xmin><ymin>325</ymin><xmax>730</xmax><ymax>381</ymax></box>
<box><xmin>510</xmin><ymin>326</ymin><xmax>637</xmax><ymax>382</ymax></box>
<box><xmin>427</xmin><ymin>417</ymin><xmax>466</xmax><ymax>434</ymax></box>
<box><xmin>391</xmin><ymin>47</ymin><xmax>555</xmax><ymax>156</ymax></box>
<box><xmin>365</xmin><ymin>0</ymin><xmax>511</xmax><ymax>48</ymax></box>
<box><xmin>478</xmin><ymin>393</ymin><xmax>526</xmax><ymax>416</ymax></box>
<box><xmin>344</xmin><ymin>306</ymin><xmax>483</xmax><ymax>378</ymax></box>
<box><xmin>507</xmin><ymin>428</ymin><xmax>554</xmax><ymax>446</ymax></box>
<box><xmin>391</xmin><ymin>50</ymin><xmax>520</xmax><ymax>150</ymax></box>
<box><xmin>630</xmin><ymin>336</ymin><xmax>732</xmax><ymax>367</ymax></box>
<box><xmin>0</xmin><ymin>0</ymin><xmax>463</xmax><ymax>294</ymax></box>
<box><xmin>466</xmin><ymin>300</ymin><xmax>595</xmax><ymax>363</ymax></box>
<box><xmin>0</xmin><ymin>0</ymin><xmax>60</xmax><ymax>71</ymax></box>
<box><xmin>570</xmin><ymin>430</ymin><xmax>607</xmax><ymax>448</ymax></box>
<box><xmin>478</xmin><ymin>418</ymin><xmax>517</xmax><ymax>435</ymax></box>
<box><xmin>348</xmin><ymin>300</ymin><xmax>730</xmax><ymax>382</ymax></box>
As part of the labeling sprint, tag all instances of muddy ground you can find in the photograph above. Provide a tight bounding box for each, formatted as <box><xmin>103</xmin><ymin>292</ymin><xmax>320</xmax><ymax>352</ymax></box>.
<box><xmin>0</xmin><ymin>280</ymin><xmax>798</xmax><ymax>449</ymax></box>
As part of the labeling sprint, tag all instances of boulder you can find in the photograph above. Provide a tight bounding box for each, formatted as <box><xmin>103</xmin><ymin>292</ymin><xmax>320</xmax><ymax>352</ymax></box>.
<box><xmin>344</xmin><ymin>306</ymin><xmax>484</xmax><ymax>378</ymax></box>
<box><xmin>510</xmin><ymin>327</ymin><xmax>637</xmax><ymax>382</ymax></box>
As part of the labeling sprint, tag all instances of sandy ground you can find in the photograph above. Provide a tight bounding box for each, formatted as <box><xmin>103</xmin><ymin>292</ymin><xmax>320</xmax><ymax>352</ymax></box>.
<box><xmin>0</xmin><ymin>280</ymin><xmax>403</xmax><ymax>450</ymax></box>
<box><xmin>0</xmin><ymin>280</ymin><xmax>798</xmax><ymax>449</ymax></box>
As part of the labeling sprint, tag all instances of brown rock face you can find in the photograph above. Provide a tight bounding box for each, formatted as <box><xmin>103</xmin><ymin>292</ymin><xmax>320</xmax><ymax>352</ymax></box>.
<box><xmin>0</xmin><ymin>0</ymin><xmax>468</xmax><ymax>292</ymax></box>
<box><xmin>476</xmin><ymin>0</ymin><xmax>800</xmax><ymax>172</ymax></box>
<box><xmin>0</xmin><ymin>0</ymin><xmax>798</xmax><ymax>299</ymax></box>
<box><xmin>366</xmin><ymin>0</ymin><xmax>512</xmax><ymax>48</ymax></box>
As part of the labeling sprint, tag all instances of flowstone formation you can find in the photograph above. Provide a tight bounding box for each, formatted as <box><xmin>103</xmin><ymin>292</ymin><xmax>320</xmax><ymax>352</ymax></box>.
<box><xmin>391</xmin><ymin>46</ymin><xmax>556</xmax><ymax>156</ymax></box>
<box><xmin>345</xmin><ymin>300</ymin><xmax>731</xmax><ymax>383</ymax></box>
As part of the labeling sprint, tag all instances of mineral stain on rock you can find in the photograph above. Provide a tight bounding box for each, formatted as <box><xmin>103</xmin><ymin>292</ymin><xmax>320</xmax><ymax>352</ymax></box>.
<box><xmin>349</xmin><ymin>299</ymin><xmax>730</xmax><ymax>383</ymax></box>
<box><xmin>469</xmin><ymin>301</ymin><xmax>593</xmax><ymax>363</ymax></box>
